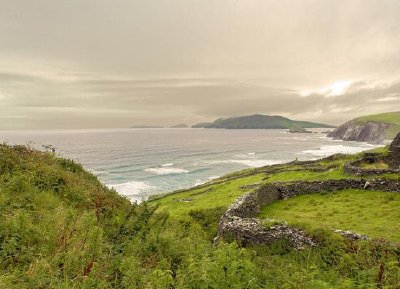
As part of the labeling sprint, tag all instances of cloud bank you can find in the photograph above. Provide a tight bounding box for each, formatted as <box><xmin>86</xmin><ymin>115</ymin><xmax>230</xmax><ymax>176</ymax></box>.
<box><xmin>0</xmin><ymin>0</ymin><xmax>399</xmax><ymax>128</ymax></box>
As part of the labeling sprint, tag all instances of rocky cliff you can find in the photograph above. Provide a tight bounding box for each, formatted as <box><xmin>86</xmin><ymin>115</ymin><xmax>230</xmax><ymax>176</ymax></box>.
<box><xmin>328</xmin><ymin>120</ymin><xmax>392</xmax><ymax>144</ymax></box>
<box><xmin>329</xmin><ymin>112</ymin><xmax>400</xmax><ymax>144</ymax></box>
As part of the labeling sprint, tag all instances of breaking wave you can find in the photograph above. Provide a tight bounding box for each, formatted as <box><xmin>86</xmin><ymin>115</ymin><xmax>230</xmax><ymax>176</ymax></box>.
<box><xmin>300</xmin><ymin>144</ymin><xmax>378</xmax><ymax>157</ymax></box>
<box><xmin>144</xmin><ymin>167</ymin><xmax>189</xmax><ymax>175</ymax></box>
<box><xmin>108</xmin><ymin>181</ymin><xmax>155</xmax><ymax>202</ymax></box>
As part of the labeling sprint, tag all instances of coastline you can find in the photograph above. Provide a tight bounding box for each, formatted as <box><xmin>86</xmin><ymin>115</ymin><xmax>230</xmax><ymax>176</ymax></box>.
<box><xmin>0</xmin><ymin>128</ymin><xmax>382</xmax><ymax>203</ymax></box>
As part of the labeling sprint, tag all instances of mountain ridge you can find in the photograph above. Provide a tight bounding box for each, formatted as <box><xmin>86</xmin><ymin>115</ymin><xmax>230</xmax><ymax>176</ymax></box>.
<box><xmin>192</xmin><ymin>114</ymin><xmax>334</xmax><ymax>129</ymax></box>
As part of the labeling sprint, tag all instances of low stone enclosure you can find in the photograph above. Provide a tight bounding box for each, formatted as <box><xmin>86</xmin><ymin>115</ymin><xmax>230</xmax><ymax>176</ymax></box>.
<box><xmin>217</xmin><ymin>179</ymin><xmax>400</xmax><ymax>249</ymax></box>
<box><xmin>343</xmin><ymin>133</ymin><xmax>400</xmax><ymax>176</ymax></box>
<box><xmin>217</xmin><ymin>134</ymin><xmax>400</xmax><ymax>248</ymax></box>
<box><xmin>344</xmin><ymin>152</ymin><xmax>400</xmax><ymax>176</ymax></box>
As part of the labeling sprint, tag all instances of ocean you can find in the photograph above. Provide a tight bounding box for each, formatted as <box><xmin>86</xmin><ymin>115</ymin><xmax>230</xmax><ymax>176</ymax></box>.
<box><xmin>0</xmin><ymin>128</ymin><xmax>379</xmax><ymax>202</ymax></box>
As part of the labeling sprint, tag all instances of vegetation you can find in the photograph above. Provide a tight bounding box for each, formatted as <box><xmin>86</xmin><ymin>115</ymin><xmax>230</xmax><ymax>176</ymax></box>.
<box><xmin>358</xmin><ymin>111</ymin><xmax>400</xmax><ymax>126</ymax></box>
<box><xmin>260</xmin><ymin>189</ymin><xmax>400</xmax><ymax>242</ymax></box>
<box><xmin>359</xmin><ymin>160</ymin><xmax>389</xmax><ymax>170</ymax></box>
<box><xmin>192</xmin><ymin>114</ymin><xmax>334</xmax><ymax>129</ymax></box>
<box><xmin>151</xmin><ymin>173</ymin><xmax>264</xmax><ymax>218</ymax></box>
<box><xmin>0</xmin><ymin>144</ymin><xmax>399</xmax><ymax>288</ymax></box>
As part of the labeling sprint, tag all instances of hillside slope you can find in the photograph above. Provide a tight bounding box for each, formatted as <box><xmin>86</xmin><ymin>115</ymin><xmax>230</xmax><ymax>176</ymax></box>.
<box><xmin>1</xmin><ymin>144</ymin><xmax>399</xmax><ymax>288</ymax></box>
<box><xmin>192</xmin><ymin>114</ymin><xmax>334</xmax><ymax>129</ymax></box>
<box><xmin>328</xmin><ymin>111</ymin><xmax>400</xmax><ymax>144</ymax></box>
<box><xmin>0</xmin><ymin>144</ymin><xmax>149</xmax><ymax>288</ymax></box>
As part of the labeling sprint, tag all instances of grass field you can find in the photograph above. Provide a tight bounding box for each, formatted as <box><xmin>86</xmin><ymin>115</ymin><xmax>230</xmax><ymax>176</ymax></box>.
<box><xmin>359</xmin><ymin>160</ymin><xmax>389</xmax><ymax>169</ymax></box>
<box><xmin>150</xmin><ymin>149</ymin><xmax>400</xmax><ymax>218</ymax></box>
<box><xmin>149</xmin><ymin>173</ymin><xmax>265</xmax><ymax>218</ymax></box>
<box><xmin>259</xmin><ymin>189</ymin><xmax>400</xmax><ymax>242</ymax></box>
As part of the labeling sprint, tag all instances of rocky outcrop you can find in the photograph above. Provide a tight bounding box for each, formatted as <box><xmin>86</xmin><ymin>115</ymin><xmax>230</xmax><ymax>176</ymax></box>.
<box><xmin>333</xmin><ymin>229</ymin><xmax>368</xmax><ymax>240</ymax></box>
<box><xmin>217</xmin><ymin>179</ymin><xmax>400</xmax><ymax>248</ymax></box>
<box><xmin>328</xmin><ymin>120</ymin><xmax>392</xmax><ymax>144</ymax></box>
<box><xmin>288</xmin><ymin>127</ymin><xmax>312</xmax><ymax>133</ymax></box>
<box><xmin>388</xmin><ymin>133</ymin><xmax>400</xmax><ymax>169</ymax></box>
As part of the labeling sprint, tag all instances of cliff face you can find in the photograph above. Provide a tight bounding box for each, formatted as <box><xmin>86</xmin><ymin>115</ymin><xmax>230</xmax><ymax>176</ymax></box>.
<box><xmin>328</xmin><ymin>120</ymin><xmax>392</xmax><ymax>144</ymax></box>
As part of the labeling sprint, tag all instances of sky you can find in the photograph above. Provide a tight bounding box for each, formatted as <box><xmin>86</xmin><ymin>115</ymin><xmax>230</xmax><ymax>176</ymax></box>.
<box><xmin>0</xmin><ymin>0</ymin><xmax>400</xmax><ymax>129</ymax></box>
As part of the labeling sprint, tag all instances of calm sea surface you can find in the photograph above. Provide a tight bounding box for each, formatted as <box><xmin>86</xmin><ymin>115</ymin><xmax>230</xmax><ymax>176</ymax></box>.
<box><xmin>0</xmin><ymin>128</ymin><xmax>379</xmax><ymax>202</ymax></box>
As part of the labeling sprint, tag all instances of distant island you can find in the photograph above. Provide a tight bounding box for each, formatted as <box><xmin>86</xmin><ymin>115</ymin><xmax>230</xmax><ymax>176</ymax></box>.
<box><xmin>130</xmin><ymin>125</ymin><xmax>164</xmax><ymax>128</ymax></box>
<box><xmin>192</xmin><ymin>114</ymin><xmax>334</xmax><ymax>129</ymax></box>
<box><xmin>170</xmin><ymin>123</ymin><xmax>188</xmax><ymax>128</ymax></box>
<box><xmin>130</xmin><ymin>124</ymin><xmax>189</xmax><ymax>129</ymax></box>
<box><xmin>329</xmin><ymin>111</ymin><xmax>400</xmax><ymax>144</ymax></box>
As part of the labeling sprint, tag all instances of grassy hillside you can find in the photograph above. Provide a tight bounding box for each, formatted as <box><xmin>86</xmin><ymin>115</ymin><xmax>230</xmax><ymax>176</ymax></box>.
<box><xmin>1</xmin><ymin>144</ymin><xmax>399</xmax><ymax>288</ymax></box>
<box><xmin>192</xmin><ymin>114</ymin><xmax>334</xmax><ymax>129</ymax></box>
<box><xmin>151</xmin><ymin>173</ymin><xmax>265</xmax><ymax>218</ymax></box>
<box><xmin>358</xmin><ymin>111</ymin><xmax>400</xmax><ymax>139</ymax></box>
<box><xmin>149</xmin><ymin>148</ymin><xmax>400</xmax><ymax>287</ymax></box>
<box><xmin>358</xmin><ymin>111</ymin><xmax>400</xmax><ymax>124</ymax></box>
<box><xmin>150</xmin><ymin>154</ymin><xmax>358</xmax><ymax>216</ymax></box>
<box><xmin>0</xmin><ymin>144</ymin><xmax>148</xmax><ymax>288</ymax></box>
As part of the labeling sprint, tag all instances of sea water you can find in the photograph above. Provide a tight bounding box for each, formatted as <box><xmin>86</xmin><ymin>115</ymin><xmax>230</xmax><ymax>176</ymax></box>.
<box><xmin>0</xmin><ymin>128</ymin><xmax>379</xmax><ymax>202</ymax></box>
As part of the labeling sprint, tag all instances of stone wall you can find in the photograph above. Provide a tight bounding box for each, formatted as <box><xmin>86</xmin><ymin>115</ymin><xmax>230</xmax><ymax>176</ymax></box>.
<box><xmin>217</xmin><ymin>179</ymin><xmax>400</xmax><ymax>248</ymax></box>
<box><xmin>218</xmin><ymin>184</ymin><xmax>317</xmax><ymax>249</ymax></box>
<box><xmin>343</xmin><ymin>153</ymin><xmax>400</xmax><ymax>176</ymax></box>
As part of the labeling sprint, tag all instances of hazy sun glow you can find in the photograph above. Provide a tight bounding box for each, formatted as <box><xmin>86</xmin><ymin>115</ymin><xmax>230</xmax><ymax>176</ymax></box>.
<box><xmin>299</xmin><ymin>80</ymin><xmax>353</xmax><ymax>97</ymax></box>
<box><xmin>325</xmin><ymin>80</ymin><xmax>353</xmax><ymax>96</ymax></box>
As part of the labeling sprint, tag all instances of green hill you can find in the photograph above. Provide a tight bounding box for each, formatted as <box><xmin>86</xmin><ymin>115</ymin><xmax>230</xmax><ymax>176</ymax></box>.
<box><xmin>329</xmin><ymin>111</ymin><xmax>400</xmax><ymax>143</ymax></box>
<box><xmin>1</xmin><ymin>144</ymin><xmax>399</xmax><ymax>288</ymax></box>
<box><xmin>192</xmin><ymin>114</ymin><xmax>334</xmax><ymax>129</ymax></box>
<box><xmin>358</xmin><ymin>111</ymin><xmax>400</xmax><ymax>123</ymax></box>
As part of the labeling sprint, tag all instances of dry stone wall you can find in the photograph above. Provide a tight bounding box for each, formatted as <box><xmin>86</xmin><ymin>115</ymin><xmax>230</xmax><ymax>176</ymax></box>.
<box><xmin>344</xmin><ymin>152</ymin><xmax>400</xmax><ymax>176</ymax></box>
<box><xmin>218</xmin><ymin>179</ymin><xmax>400</xmax><ymax>248</ymax></box>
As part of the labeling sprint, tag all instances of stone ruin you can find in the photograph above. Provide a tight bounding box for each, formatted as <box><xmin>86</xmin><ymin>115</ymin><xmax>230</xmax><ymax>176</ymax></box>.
<box><xmin>217</xmin><ymin>179</ymin><xmax>400</xmax><ymax>249</ymax></box>
<box><xmin>216</xmin><ymin>135</ymin><xmax>400</xmax><ymax>249</ymax></box>
<box><xmin>344</xmin><ymin>133</ymin><xmax>400</xmax><ymax>175</ymax></box>
<box><xmin>344</xmin><ymin>153</ymin><xmax>400</xmax><ymax>176</ymax></box>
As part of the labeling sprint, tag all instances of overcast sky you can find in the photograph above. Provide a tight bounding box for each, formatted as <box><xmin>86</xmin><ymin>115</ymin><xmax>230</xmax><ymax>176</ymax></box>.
<box><xmin>1</xmin><ymin>0</ymin><xmax>400</xmax><ymax>129</ymax></box>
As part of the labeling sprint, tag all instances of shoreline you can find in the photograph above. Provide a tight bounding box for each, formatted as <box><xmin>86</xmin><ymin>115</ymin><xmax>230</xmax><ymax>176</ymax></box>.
<box><xmin>0</xmin><ymin>128</ymin><xmax>382</xmax><ymax>203</ymax></box>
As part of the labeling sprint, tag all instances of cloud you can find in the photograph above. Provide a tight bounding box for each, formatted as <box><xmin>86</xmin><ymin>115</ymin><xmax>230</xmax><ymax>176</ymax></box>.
<box><xmin>0</xmin><ymin>0</ymin><xmax>400</xmax><ymax>128</ymax></box>
<box><xmin>2</xmin><ymin>69</ymin><xmax>399</xmax><ymax>129</ymax></box>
